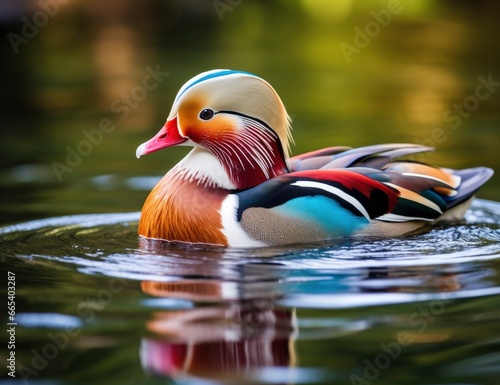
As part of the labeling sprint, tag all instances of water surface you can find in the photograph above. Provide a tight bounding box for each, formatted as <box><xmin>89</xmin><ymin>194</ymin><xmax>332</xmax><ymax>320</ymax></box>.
<box><xmin>2</xmin><ymin>199</ymin><xmax>500</xmax><ymax>384</ymax></box>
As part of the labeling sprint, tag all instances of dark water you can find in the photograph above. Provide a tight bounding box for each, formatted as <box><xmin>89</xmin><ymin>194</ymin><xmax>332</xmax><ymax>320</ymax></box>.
<box><xmin>2</xmin><ymin>1</ymin><xmax>500</xmax><ymax>384</ymax></box>
<box><xmin>1</xmin><ymin>199</ymin><xmax>500</xmax><ymax>384</ymax></box>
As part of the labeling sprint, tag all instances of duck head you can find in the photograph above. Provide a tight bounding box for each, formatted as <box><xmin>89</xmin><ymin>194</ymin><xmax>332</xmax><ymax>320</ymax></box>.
<box><xmin>136</xmin><ymin>70</ymin><xmax>292</xmax><ymax>190</ymax></box>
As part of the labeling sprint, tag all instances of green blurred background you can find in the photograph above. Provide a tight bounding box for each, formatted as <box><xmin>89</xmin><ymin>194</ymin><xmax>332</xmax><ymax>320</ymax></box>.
<box><xmin>1</xmin><ymin>0</ymin><xmax>499</xmax><ymax>226</ymax></box>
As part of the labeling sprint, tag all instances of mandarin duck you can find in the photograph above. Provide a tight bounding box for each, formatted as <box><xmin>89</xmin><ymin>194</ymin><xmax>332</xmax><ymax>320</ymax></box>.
<box><xmin>136</xmin><ymin>70</ymin><xmax>493</xmax><ymax>247</ymax></box>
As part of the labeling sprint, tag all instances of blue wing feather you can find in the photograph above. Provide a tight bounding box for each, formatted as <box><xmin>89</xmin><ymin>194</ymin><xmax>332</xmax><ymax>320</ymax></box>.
<box><xmin>273</xmin><ymin>196</ymin><xmax>369</xmax><ymax>236</ymax></box>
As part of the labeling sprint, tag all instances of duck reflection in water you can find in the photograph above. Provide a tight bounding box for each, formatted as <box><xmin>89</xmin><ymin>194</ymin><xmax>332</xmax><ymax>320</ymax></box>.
<box><xmin>138</xmin><ymin>238</ymin><xmax>297</xmax><ymax>382</ymax></box>
<box><xmin>136</xmin><ymin>237</ymin><xmax>470</xmax><ymax>382</ymax></box>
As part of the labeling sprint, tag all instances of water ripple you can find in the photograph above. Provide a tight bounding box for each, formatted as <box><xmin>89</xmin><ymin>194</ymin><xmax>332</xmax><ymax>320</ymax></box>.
<box><xmin>1</xmin><ymin>199</ymin><xmax>499</xmax><ymax>306</ymax></box>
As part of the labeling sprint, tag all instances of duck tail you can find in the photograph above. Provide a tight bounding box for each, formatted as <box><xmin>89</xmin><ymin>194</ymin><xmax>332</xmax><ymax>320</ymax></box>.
<box><xmin>446</xmin><ymin>166</ymin><xmax>494</xmax><ymax>209</ymax></box>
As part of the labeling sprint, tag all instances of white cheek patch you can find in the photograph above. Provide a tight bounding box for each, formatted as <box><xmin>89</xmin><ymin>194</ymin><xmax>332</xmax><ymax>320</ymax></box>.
<box><xmin>219</xmin><ymin>195</ymin><xmax>266</xmax><ymax>247</ymax></box>
<box><xmin>177</xmin><ymin>148</ymin><xmax>236</xmax><ymax>190</ymax></box>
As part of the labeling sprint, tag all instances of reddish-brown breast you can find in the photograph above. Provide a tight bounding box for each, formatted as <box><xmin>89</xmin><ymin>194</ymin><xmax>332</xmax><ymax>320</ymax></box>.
<box><xmin>138</xmin><ymin>172</ymin><xmax>229</xmax><ymax>245</ymax></box>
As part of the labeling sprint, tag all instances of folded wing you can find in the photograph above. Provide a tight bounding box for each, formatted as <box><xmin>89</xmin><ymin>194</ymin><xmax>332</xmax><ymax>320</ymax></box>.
<box><xmin>235</xmin><ymin>144</ymin><xmax>493</xmax><ymax>245</ymax></box>
<box><xmin>235</xmin><ymin>169</ymin><xmax>399</xmax><ymax>245</ymax></box>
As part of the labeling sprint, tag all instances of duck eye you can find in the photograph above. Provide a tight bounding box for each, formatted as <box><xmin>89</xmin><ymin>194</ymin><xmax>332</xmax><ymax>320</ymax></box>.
<box><xmin>199</xmin><ymin>109</ymin><xmax>215</xmax><ymax>121</ymax></box>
